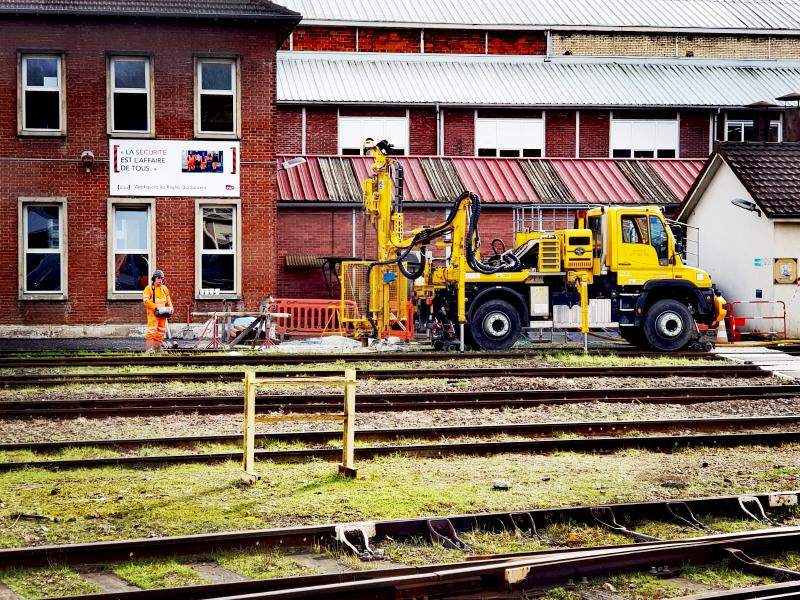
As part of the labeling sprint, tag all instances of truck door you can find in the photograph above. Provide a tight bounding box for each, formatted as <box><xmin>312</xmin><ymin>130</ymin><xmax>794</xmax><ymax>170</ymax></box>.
<box><xmin>615</xmin><ymin>212</ymin><xmax>672</xmax><ymax>285</ymax></box>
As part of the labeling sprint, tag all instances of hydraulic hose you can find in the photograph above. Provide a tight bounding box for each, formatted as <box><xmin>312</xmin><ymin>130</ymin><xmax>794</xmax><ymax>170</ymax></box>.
<box><xmin>464</xmin><ymin>192</ymin><xmax>520</xmax><ymax>274</ymax></box>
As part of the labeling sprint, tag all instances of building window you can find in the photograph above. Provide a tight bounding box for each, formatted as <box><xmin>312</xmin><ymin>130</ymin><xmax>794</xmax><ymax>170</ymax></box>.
<box><xmin>19</xmin><ymin>54</ymin><xmax>65</xmax><ymax>135</ymax></box>
<box><xmin>108</xmin><ymin>200</ymin><xmax>154</xmax><ymax>298</ymax></box>
<box><xmin>109</xmin><ymin>56</ymin><xmax>152</xmax><ymax>135</ymax></box>
<box><xmin>475</xmin><ymin>116</ymin><xmax>544</xmax><ymax>157</ymax></box>
<box><xmin>19</xmin><ymin>198</ymin><xmax>67</xmax><ymax>298</ymax></box>
<box><xmin>726</xmin><ymin>119</ymin><xmax>781</xmax><ymax>142</ymax></box>
<box><xmin>196</xmin><ymin>201</ymin><xmax>240</xmax><ymax>298</ymax></box>
<box><xmin>195</xmin><ymin>58</ymin><xmax>238</xmax><ymax>137</ymax></box>
<box><xmin>338</xmin><ymin>116</ymin><xmax>408</xmax><ymax>155</ymax></box>
<box><xmin>610</xmin><ymin>117</ymin><xmax>679</xmax><ymax>158</ymax></box>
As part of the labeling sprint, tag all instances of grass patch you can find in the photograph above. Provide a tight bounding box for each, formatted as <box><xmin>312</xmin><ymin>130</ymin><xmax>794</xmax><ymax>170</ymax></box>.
<box><xmin>603</xmin><ymin>572</ymin><xmax>688</xmax><ymax>598</ymax></box>
<box><xmin>379</xmin><ymin>537</ymin><xmax>464</xmax><ymax>566</ymax></box>
<box><xmin>113</xmin><ymin>558</ymin><xmax>209</xmax><ymax>589</ymax></box>
<box><xmin>0</xmin><ymin>566</ymin><xmax>101</xmax><ymax>598</ymax></box>
<box><xmin>540</xmin><ymin>522</ymin><xmax>630</xmax><ymax>547</ymax></box>
<box><xmin>768</xmin><ymin>551</ymin><xmax>800</xmax><ymax>571</ymax></box>
<box><xmin>682</xmin><ymin>563</ymin><xmax>770</xmax><ymax>588</ymax></box>
<box><xmin>2</xmin><ymin>445</ymin><xmax>800</xmax><ymax>547</ymax></box>
<box><xmin>215</xmin><ymin>547</ymin><xmax>315</xmax><ymax>579</ymax></box>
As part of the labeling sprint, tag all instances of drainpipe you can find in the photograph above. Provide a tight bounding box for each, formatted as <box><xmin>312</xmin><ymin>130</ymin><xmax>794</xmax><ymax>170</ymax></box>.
<box><xmin>436</xmin><ymin>103</ymin><xmax>442</xmax><ymax>155</ymax></box>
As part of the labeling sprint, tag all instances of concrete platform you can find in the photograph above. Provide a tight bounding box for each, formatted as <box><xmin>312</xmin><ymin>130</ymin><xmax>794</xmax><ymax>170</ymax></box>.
<box><xmin>713</xmin><ymin>346</ymin><xmax>800</xmax><ymax>380</ymax></box>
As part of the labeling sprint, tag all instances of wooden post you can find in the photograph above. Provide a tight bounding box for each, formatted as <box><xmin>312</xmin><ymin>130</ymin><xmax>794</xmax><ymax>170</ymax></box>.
<box><xmin>339</xmin><ymin>369</ymin><xmax>357</xmax><ymax>478</ymax></box>
<box><xmin>241</xmin><ymin>370</ymin><xmax>259</xmax><ymax>484</ymax></box>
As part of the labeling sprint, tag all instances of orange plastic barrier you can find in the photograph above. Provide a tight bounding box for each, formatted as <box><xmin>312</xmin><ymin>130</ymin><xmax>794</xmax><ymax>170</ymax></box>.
<box><xmin>724</xmin><ymin>300</ymin><xmax>787</xmax><ymax>342</ymax></box>
<box><xmin>272</xmin><ymin>298</ymin><xmax>356</xmax><ymax>337</ymax></box>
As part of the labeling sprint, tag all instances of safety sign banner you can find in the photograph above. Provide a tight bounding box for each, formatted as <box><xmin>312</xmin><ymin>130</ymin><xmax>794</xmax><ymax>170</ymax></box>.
<box><xmin>109</xmin><ymin>140</ymin><xmax>240</xmax><ymax>197</ymax></box>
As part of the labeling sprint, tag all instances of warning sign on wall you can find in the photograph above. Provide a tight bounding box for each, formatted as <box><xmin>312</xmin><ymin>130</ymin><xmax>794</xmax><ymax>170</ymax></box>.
<box><xmin>109</xmin><ymin>140</ymin><xmax>240</xmax><ymax>197</ymax></box>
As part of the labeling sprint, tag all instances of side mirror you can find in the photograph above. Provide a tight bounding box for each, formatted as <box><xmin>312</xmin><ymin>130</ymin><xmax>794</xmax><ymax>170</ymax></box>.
<box><xmin>674</xmin><ymin>241</ymin><xmax>684</xmax><ymax>256</ymax></box>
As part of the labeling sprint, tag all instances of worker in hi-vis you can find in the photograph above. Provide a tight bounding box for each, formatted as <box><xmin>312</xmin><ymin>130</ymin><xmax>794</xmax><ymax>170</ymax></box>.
<box><xmin>142</xmin><ymin>269</ymin><xmax>173</xmax><ymax>352</ymax></box>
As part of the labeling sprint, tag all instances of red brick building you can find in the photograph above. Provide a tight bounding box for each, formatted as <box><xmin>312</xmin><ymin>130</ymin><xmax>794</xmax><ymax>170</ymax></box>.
<box><xmin>272</xmin><ymin>2</ymin><xmax>800</xmax><ymax>299</ymax></box>
<box><xmin>0</xmin><ymin>1</ymin><xmax>299</xmax><ymax>328</ymax></box>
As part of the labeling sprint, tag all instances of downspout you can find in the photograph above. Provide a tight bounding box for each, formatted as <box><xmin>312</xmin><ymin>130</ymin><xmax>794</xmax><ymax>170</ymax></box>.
<box><xmin>436</xmin><ymin>103</ymin><xmax>442</xmax><ymax>155</ymax></box>
<box><xmin>352</xmin><ymin>208</ymin><xmax>356</xmax><ymax>257</ymax></box>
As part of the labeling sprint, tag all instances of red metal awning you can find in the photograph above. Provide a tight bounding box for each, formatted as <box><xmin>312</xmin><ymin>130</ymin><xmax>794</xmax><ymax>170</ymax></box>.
<box><xmin>278</xmin><ymin>155</ymin><xmax>703</xmax><ymax>206</ymax></box>
<box><xmin>550</xmin><ymin>159</ymin><xmax>642</xmax><ymax>204</ymax></box>
<box><xmin>649</xmin><ymin>160</ymin><xmax>705</xmax><ymax>202</ymax></box>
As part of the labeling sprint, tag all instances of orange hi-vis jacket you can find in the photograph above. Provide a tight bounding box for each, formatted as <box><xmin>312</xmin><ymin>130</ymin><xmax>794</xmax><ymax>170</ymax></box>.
<box><xmin>143</xmin><ymin>283</ymin><xmax>173</xmax><ymax>342</ymax></box>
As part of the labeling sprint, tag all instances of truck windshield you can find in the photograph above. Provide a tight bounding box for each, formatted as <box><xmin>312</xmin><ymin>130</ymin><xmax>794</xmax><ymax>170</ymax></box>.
<box><xmin>649</xmin><ymin>216</ymin><xmax>669</xmax><ymax>265</ymax></box>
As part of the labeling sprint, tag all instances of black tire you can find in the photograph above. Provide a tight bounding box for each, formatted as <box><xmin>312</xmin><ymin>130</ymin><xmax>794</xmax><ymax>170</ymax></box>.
<box><xmin>470</xmin><ymin>299</ymin><xmax>522</xmax><ymax>351</ymax></box>
<box><xmin>619</xmin><ymin>326</ymin><xmax>649</xmax><ymax>349</ymax></box>
<box><xmin>642</xmin><ymin>299</ymin><xmax>693</xmax><ymax>352</ymax></box>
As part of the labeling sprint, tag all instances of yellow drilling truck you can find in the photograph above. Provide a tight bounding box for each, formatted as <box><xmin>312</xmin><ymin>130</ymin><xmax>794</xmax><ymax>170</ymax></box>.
<box><xmin>340</xmin><ymin>139</ymin><xmax>726</xmax><ymax>351</ymax></box>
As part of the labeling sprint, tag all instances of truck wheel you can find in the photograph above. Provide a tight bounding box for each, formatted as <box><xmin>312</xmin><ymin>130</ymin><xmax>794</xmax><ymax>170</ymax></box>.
<box><xmin>470</xmin><ymin>299</ymin><xmax>522</xmax><ymax>351</ymax></box>
<box><xmin>642</xmin><ymin>299</ymin><xmax>693</xmax><ymax>352</ymax></box>
<box><xmin>619</xmin><ymin>326</ymin><xmax>649</xmax><ymax>349</ymax></box>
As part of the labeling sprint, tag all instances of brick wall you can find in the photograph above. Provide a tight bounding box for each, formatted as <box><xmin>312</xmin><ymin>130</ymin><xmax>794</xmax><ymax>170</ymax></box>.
<box><xmin>545</xmin><ymin>111</ymin><xmax>577</xmax><ymax>157</ymax></box>
<box><xmin>305</xmin><ymin>107</ymin><xmax>338</xmax><ymax>154</ymax></box>
<box><xmin>290</xmin><ymin>26</ymin><xmax>356</xmax><ymax>52</ymax></box>
<box><xmin>425</xmin><ymin>30</ymin><xmax>484</xmax><ymax>54</ymax></box>
<box><xmin>679</xmin><ymin>111</ymin><xmax>711</xmax><ymax>158</ymax></box>
<box><xmin>284</xmin><ymin>24</ymin><xmax>800</xmax><ymax>60</ymax></box>
<box><xmin>578</xmin><ymin>112</ymin><xmax>610</xmax><ymax>158</ymax></box>
<box><xmin>443</xmin><ymin>109</ymin><xmax>475</xmax><ymax>156</ymax></box>
<box><xmin>488</xmin><ymin>31</ymin><xmax>547</xmax><ymax>55</ymax></box>
<box><xmin>410</xmin><ymin>108</ymin><xmax>437</xmax><ymax>155</ymax></box>
<box><xmin>277</xmin><ymin>107</ymin><xmax>303</xmax><ymax>154</ymax></box>
<box><xmin>553</xmin><ymin>31</ymin><xmax>798</xmax><ymax>59</ymax></box>
<box><xmin>0</xmin><ymin>18</ymin><xmax>281</xmax><ymax>325</ymax></box>
<box><xmin>358</xmin><ymin>28</ymin><xmax>420</xmax><ymax>53</ymax></box>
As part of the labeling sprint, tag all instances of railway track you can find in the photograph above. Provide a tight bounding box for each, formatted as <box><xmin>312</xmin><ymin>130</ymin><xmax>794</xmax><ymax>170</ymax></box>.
<box><xmin>0</xmin><ymin>363</ymin><xmax>765</xmax><ymax>388</ymax></box>
<box><xmin>2</xmin><ymin>383</ymin><xmax>797</xmax><ymax>417</ymax></box>
<box><xmin>1</xmin><ymin>491</ymin><xmax>796</xmax><ymax>599</ymax></box>
<box><xmin>5</xmin><ymin>415</ymin><xmax>800</xmax><ymax>454</ymax></box>
<box><xmin>0</xmin><ymin>348</ymin><xmax>725</xmax><ymax>368</ymax></box>
<box><xmin>5</xmin><ymin>429</ymin><xmax>800</xmax><ymax>471</ymax></box>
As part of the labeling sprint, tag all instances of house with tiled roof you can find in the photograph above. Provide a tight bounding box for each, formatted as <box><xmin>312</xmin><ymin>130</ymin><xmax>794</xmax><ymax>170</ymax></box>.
<box><xmin>677</xmin><ymin>142</ymin><xmax>800</xmax><ymax>337</ymax></box>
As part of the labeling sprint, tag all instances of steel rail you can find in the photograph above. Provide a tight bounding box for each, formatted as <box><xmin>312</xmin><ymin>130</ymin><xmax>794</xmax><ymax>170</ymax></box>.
<box><xmin>0</xmin><ymin>349</ymin><xmax>723</xmax><ymax>368</ymax></box>
<box><xmin>3</xmin><ymin>430</ymin><xmax>800</xmax><ymax>471</ymax></box>
<box><xmin>2</xmin><ymin>384</ymin><xmax>797</xmax><ymax>417</ymax></box>
<box><xmin>0</xmin><ymin>364</ymin><xmax>761</xmax><ymax>388</ymax></box>
<box><xmin>4</xmin><ymin>415</ymin><xmax>799</xmax><ymax>453</ymax></box>
<box><xmin>215</xmin><ymin>528</ymin><xmax>800</xmax><ymax>599</ymax></box>
<box><xmin>0</xmin><ymin>491</ymin><xmax>792</xmax><ymax>569</ymax></box>
<box><xmin>19</xmin><ymin>518</ymin><xmax>800</xmax><ymax>599</ymax></box>
<box><xmin>682</xmin><ymin>580</ymin><xmax>800</xmax><ymax>599</ymax></box>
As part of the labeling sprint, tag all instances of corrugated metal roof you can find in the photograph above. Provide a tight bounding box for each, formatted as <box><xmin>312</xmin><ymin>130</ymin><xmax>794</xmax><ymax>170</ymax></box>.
<box><xmin>277</xmin><ymin>158</ymin><xmax>330</xmax><ymax>201</ymax></box>
<box><xmin>649</xmin><ymin>159</ymin><xmax>705</xmax><ymax>199</ymax></box>
<box><xmin>617</xmin><ymin>161</ymin><xmax>679</xmax><ymax>203</ymax></box>
<box><xmin>0</xmin><ymin>0</ymin><xmax>300</xmax><ymax>20</ymax></box>
<box><xmin>278</xmin><ymin>155</ymin><xmax>700</xmax><ymax>206</ymax></box>
<box><xmin>451</xmin><ymin>158</ymin><xmax>538</xmax><ymax>203</ymax></box>
<box><xmin>551</xmin><ymin>159</ymin><xmax>643</xmax><ymax>203</ymax></box>
<box><xmin>519</xmin><ymin>161</ymin><xmax>575</xmax><ymax>203</ymax></box>
<box><xmin>278</xmin><ymin>52</ymin><xmax>800</xmax><ymax>107</ymax></box>
<box><xmin>280</xmin><ymin>0</ymin><xmax>800</xmax><ymax>32</ymax></box>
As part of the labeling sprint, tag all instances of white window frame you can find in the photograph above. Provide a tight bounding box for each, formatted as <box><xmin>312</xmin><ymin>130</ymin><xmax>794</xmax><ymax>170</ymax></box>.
<box><xmin>194</xmin><ymin>57</ymin><xmax>241</xmax><ymax>139</ymax></box>
<box><xmin>18</xmin><ymin>53</ymin><xmax>66</xmax><ymax>136</ymax></box>
<box><xmin>609</xmin><ymin>115</ymin><xmax>679</xmax><ymax>158</ymax></box>
<box><xmin>107</xmin><ymin>198</ymin><xmax>156</xmax><ymax>300</ymax></box>
<box><xmin>474</xmin><ymin>113</ymin><xmax>545</xmax><ymax>157</ymax></box>
<box><xmin>108</xmin><ymin>55</ymin><xmax>154</xmax><ymax>137</ymax></box>
<box><xmin>338</xmin><ymin>115</ymin><xmax>409</xmax><ymax>155</ymax></box>
<box><xmin>724</xmin><ymin>117</ymin><xmax>782</xmax><ymax>142</ymax></box>
<box><xmin>18</xmin><ymin>197</ymin><xmax>68</xmax><ymax>300</ymax></box>
<box><xmin>195</xmin><ymin>199</ymin><xmax>241</xmax><ymax>299</ymax></box>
